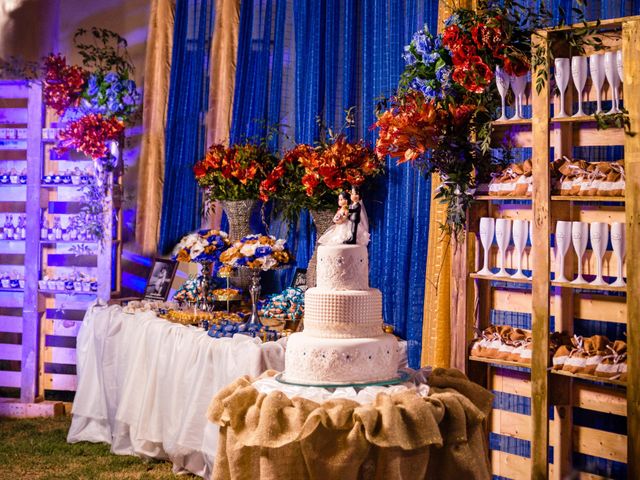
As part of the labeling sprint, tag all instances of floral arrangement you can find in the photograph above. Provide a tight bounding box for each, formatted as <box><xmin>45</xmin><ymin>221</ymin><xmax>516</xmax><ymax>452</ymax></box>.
<box><xmin>219</xmin><ymin>234</ymin><xmax>293</xmax><ymax>271</ymax></box>
<box><xmin>43</xmin><ymin>28</ymin><xmax>140</xmax><ymax>162</ymax></box>
<box><xmin>172</xmin><ymin>229</ymin><xmax>231</xmax><ymax>268</ymax></box>
<box><xmin>259</xmin><ymin>129</ymin><xmax>383</xmax><ymax>221</ymax></box>
<box><xmin>374</xmin><ymin>1</ymin><xmax>553</xmax><ymax>234</ymax></box>
<box><xmin>194</xmin><ymin>142</ymin><xmax>278</xmax><ymax>205</ymax></box>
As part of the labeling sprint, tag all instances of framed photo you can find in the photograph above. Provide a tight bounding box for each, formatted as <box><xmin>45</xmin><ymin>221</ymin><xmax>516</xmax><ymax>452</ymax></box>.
<box><xmin>143</xmin><ymin>258</ymin><xmax>178</xmax><ymax>301</ymax></box>
<box><xmin>290</xmin><ymin>268</ymin><xmax>307</xmax><ymax>291</ymax></box>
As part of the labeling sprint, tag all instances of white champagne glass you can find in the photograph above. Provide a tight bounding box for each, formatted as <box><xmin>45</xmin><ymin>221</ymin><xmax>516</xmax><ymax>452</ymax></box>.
<box><xmin>610</xmin><ymin>222</ymin><xmax>626</xmax><ymax>287</ymax></box>
<box><xmin>604</xmin><ymin>52</ymin><xmax>620</xmax><ymax>114</ymax></box>
<box><xmin>589</xmin><ymin>53</ymin><xmax>605</xmax><ymax>114</ymax></box>
<box><xmin>528</xmin><ymin>221</ymin><xmax>533</xmax><ymax>278</ymax></box>
<box><xmin>554</xmin><ymin>58</ymin><xmax>571</xmax><ymax>118</ymax></box>
<box><xmin>477</xmin><ymin>217</ymin><xmax>495</xmax><ymax>276</ymax></box>
<box><xmin>495</xmin><ymin>218</ymin><xmax>512</xmax><ymax>277</ymax></box>
<box><xmin>555</xmin><ymin>221</ymin><xmax>572</xmax><ymax>283</ymax></box>
<box><xmin>510</xmin><ymin>74</ymin><xmax>527</xmax><ymax>120</ymax></box>
<box><xmin>571</xmin><ymin>56</ymin><xmax>588</xmax><ymax>117</ymax></box>
<box><xmin>571</xmin><ymin>222</ymin><xmax>589</xmax><ymax>284</ymax></box>
<box><xmin>589</xmin><ymin>222</ymin><xmax>609</xmax><ymax>286</ymax></box>
<box><xmin>616</xmin><ymin>50</ymin><xmax>623</xmax><ymax>108</ymax></box>
<box><xmin>496</xmin><ymin>66</ymin><xmax>511</xmax><ymax>121</ymax></box>
<box><xmin>511</xmin><ymin>220</ymin><xmax>529</xmax><ymax>279</ymax></box>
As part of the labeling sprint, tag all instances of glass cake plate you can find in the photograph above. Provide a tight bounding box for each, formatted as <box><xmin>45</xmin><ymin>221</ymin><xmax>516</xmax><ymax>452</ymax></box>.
<box><xmin>275</xmin><ymin>370</ymin><xmax>410</xmax><ymax>389</ymax></box>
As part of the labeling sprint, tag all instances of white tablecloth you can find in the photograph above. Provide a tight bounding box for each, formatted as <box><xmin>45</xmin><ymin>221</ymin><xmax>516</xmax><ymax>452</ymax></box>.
<box><xmin>67</xmin><ymin>304</ymin><xmax>286</xmax><ymax>477</ymax></box>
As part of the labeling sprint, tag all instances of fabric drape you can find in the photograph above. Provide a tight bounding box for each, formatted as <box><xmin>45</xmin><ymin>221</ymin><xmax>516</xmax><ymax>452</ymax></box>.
<box><xmin>204</xmin><ymin>0</ymin><xmax>241</xmax><ymax>230</ymax></box>
<box><xmin>136</xmin><ymin>0</ymin><xmax>176</xmax><ymax>255</ymax></box>
<box><xmin>158</xmin><ymin>0</ymin><xmax>216</xmax><ymax>254</ymax></box>
<box><xmin>228</xmin><ymin>0</ymin><xmax>437</xmax><ymax>367</ymax></box>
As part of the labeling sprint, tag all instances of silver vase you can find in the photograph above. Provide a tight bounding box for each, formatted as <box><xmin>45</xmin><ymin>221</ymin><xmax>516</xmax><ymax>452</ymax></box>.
<box><xmin>222</xmin><ymin>199</ymin><xmax>259</xmax><ymax>289</ymax></box>
<box><xmin>307</xmin><ymin>209</ymin><xmax>335</xmax><ymax>288</ymax></box>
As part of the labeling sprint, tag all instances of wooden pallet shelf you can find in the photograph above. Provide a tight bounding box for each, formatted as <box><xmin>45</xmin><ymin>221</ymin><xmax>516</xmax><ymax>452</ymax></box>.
<box><xmin>469</xmin><ymin>355</ymin><xmax>531</xmax><ymax>369</ymax></box>
<box><xmin>452</xmin><ymin>17</ymin><xmax>640</xmax><ymax>480</ymax></box>
<box><xmin>551</xmin><ymin>369</ymin><xmax>626</xmax><ymax>388</ymax></box>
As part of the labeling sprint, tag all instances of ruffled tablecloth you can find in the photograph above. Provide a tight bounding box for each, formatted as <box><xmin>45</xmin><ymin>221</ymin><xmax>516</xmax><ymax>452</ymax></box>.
<box><xmin>66</xmin><ymin>304</ymin><xmax>287</xmax><ymax>477</ymax></box>
<box><xmin>208</xmin><ymin>368</ymin><xmax>493</xmax><ymax>480</ymax></box>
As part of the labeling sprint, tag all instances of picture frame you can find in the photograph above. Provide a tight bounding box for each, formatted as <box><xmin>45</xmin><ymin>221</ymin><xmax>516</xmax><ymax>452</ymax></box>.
<box><xmin>143</xmin><ymin>258</ymin><xmax>178</xmax><ymax>301</ymax></box>
<box><xmin>290</xmin><ymin>268</ymin><xmax>307</xmax><ymax>291</ymax></box>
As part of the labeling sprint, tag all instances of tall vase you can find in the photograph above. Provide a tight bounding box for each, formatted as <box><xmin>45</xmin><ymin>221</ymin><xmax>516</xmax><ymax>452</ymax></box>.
<box><xmin>199</xmin><ymin>262</ymin><xmax>213</xmax><ymax>310</ymax></box>
<box><xmin>221</xmin><ymin>199</ymin><xmax>258</xmax><ymax>240</ymax></box>
<box><xmin>221</xmin><ymin>199</ymin><xmax>258</xmax><ymax>289</ymax></box>
<box><xmin>307</xmin><ymin>209</ymin><xmax>335</xmax><ymax>288</ymax></box>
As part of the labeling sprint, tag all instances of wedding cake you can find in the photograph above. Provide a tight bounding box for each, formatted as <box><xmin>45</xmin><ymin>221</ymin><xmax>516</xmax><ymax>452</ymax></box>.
<box><xmin>284</xmin><ymin>244</ymin><xmax>399</xmax><ymax>384</ymax></box>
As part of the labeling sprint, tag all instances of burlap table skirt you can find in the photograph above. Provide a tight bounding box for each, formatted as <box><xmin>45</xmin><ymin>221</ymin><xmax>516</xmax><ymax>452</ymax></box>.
<box><xmin>207</xmin><ymin>368</ymin><xmax>492</xmax><ymax>480</ymax></box>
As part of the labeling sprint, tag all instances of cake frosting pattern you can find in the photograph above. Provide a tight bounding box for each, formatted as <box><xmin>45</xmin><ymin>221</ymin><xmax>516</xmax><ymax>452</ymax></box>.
<box><xmin>284</xmin><ymin>244</ymin><xmax>399</xmax><ymax>384</ymax></box>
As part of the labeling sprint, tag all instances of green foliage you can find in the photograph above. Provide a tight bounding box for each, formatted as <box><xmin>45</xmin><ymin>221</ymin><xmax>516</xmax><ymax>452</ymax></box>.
<box><xmin>73</xmin><ymin>27</ymin><xmax>134</xmax><ymax>77</ymax></box>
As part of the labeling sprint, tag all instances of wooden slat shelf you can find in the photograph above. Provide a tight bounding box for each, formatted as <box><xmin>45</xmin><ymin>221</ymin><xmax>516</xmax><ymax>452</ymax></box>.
<box><xmin>551</xmin><ymin>369</ymin><xmax>626</xmax><ymax>388</ymax></box>
<box><xmin>470</xmin><ymin>272</ymin><xmax>532</xmax><ymax>284</ymax></box>
<box><xmin>551</xmin><ymin>195</ymin><xmax>626</xmax><ymax>203</ymax></box>
<box><xmin>469</xmin><ymin>355</ymin><xmax>531</xmax><ymax>369</ymax></box>
<box><xmin>0</xmin><ymin>288</ymin><xmax>23</xmax><ymax>293</ymax></box>
<box><xmin>454</xmin><ymin>17</ymin><xmax>640</xmax><ymax>479</ymax></box>
<box><xmin>40</xmin><ymin>240</ymin><xmax>98</xmax><ymax>245</ymax></box>
<box><xmin>38</xmin><ymin>289</ymin><xmax>96</xmax><ymax>297</ymax></box>
<box><xmin>474</xmin><ymin>195</ymin><xmax>532</xmax><ymax>201</ymax></box>
<box><xmin>551</xmin><ymin>280</ymin><xmax>627</xmax><ymax>293</ymax></box>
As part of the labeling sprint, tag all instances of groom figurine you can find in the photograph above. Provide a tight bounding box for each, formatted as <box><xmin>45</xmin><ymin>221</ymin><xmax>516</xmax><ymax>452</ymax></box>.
<box><xmin>345</xmin><ymin>186</ymin><xmax>361</xmax><ymax>244</ymax></box>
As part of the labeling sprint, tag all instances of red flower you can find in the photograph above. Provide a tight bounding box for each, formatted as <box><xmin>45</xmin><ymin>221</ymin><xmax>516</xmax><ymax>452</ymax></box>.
<box><xmin>471</xmin><ymin>24</ymin><xmax>505</xmax><ymax>52</ymax></box>
<box><xmin>194</xmin><ymin>162</ymin><xmax>208</xmax><ymax>179</ymax></box>
<box><xmin>449</xmin><ymin>104</ymin><xmax>476</xmax><ymax>127</ymax></box>
<box><xmin>442</xmin><ymin>25</ymin><xmax>463</xmax><ymax>50</ymax></box>
<box><xmin>452</xmin><ymin>56</ymin><xmax>493</xmax><ymax>94</ymax></box>
<box><xmin>503</xmin><ymin>56</ymin><xmax>530</xmax><ymax>77</ymax></box>
<box><xmin>301</xmin><ymin>173</ymin><xmax>320</xmax><ymax>196</ymax></box>
<box><xmin>57</xmin><ymin>114</ymin><xmax>123</xmax><ymax>160</ymax></box>
<box><xmin>42</xmin><ymin>54</ymin><xmax>86</xmax><ymax>115</ymax></box>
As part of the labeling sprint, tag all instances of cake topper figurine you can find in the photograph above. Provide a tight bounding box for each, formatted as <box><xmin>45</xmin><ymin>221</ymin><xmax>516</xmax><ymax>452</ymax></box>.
<box><xmin>318</xmin><ymin>186</ymin><xmax>370</xmax><ymax>245</ymax></box>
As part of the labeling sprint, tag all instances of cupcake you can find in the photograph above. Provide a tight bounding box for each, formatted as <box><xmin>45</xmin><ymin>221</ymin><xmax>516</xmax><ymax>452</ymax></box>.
<box><xmin>90</xmin><ymin>278</ymin><xmax>98</xmax><ymax>292</ymax></box>
<box><xmin>47</xmin><ymin>277</ymin><xmax>57</xmax><ymax>290</ymax></box>
<box><xmin>71</xmin><ymin>167</ymin><xmax>82</xmax><ymax>185</ymax></box>
<box><xmin>65</xmin><ymin>278</ymin><xmax>75</xmax><ymax>291</ymax></box>
<box><xmin>0</xmin><ymin>171</ymin><xmax>8</xmax><ymax>184</ymax></box>
<box><xmin>62</xmin><ymin>171</ymin><xmax>72</xmax><ymax>184</ymax></box>
<box><xmin>38</xmin><ymin>278</ymin><xmax>48</xmax><ymax>290</ymax></box>
<box><xmin>53</xmin><ymin>173</ymin><xmax>61</xmax><ymax>184</ymax></box>
<box><xmin>18</xmin><ymin>277</ymin><xmax>25</xmax><ymax>289</ymax></box>
<box><xmin>82</xmin><ymin>280</ymin><xmax>91</xmax><ymax>292</ymax></box>
<box><xmin>56</xmin><ymin>277</ymin><xmax>66</xmax><ymax>291</ymax></box>
<box><xmin>19</xmin><ymin>170</ymin><xmax>27</xmax><ymax>184</ymax></box>
<box><xmin>73</xmin><ymin>279</ymin><xmax>83</xmax><ymax>291</ymax></box>
<box><xmin>9</xmin><ymin>277</ymin><xmax>19</xmax><ymax>289</ymax></box>
<box><xmin>1</xmin><ymin>275</ymin><xmax>10</xmax><ymax>289</ymax></box>
<box><xmin>9</xmin><ymin>169</ymin><xmax>18</xmax><ymax>184</ymax></box>
<box><xmin>43</xmin><ymin>172</ymin><xmax>53</xmax><ymax>184</ymax></box>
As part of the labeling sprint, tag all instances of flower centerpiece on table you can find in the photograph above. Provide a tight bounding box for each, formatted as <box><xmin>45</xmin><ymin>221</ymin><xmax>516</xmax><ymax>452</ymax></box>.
<box><xmin>172</xmin><ymin>229</ymin><xmax>231</xmax><ymax>271</ymax></box>
<box><xmin>374</xmin><ymin>2</ymin><xmax>552</xmax><ymax>235</ymax></box>
<box><xmin>220</xmin><ymin>234</ymin><xmax>294</xmax><ymax>271</ymax></box>
<box><xmin>259</xmin><ymin>116</ymin><xmax>384</xmax><ymax>222</ymax></box>
<box><xmin>193</xmin><ymin>142</ymin><xmax>279</xmax><ymax>205</ymax></box>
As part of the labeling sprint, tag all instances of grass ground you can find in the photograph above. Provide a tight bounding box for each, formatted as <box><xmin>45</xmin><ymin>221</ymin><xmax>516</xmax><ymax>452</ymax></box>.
<box><xmin>0</xmin><ymin>415</ymin><xmax>196</xmax><ymax>479</ymax></box>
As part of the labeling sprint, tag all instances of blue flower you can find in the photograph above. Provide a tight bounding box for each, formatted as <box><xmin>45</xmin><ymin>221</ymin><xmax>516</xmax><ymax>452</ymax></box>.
<box><xmin>87</xmin><ymin>74</ymin><xmax>99</xmax><ymax>97</ymax></box>
<box><xmin>435</xmin><ymin>65</ymin><xmax>452</xmax><ymax>86</ymax></box>
<box><xmin>104</xmin><ymin>72</ymin><xmax>119</xmax><ymax>84</ymax></box>
<box><xmin>254</xmin><ymin>246</ymin><xmax>273</xmax><ymax>258</ymax></box>
<box><xmin>402</xmin><ymin>46</ymin><xmax>416</xmax><ymax>66</ymax></box>
<box><xmin>237</xmin><ymin>257</ymin><xmax>249</xmax><ymax>266</ymax></box>
<box><xmin>108</xmin><ymin>81</ymin><xmax>123</xmax><ymax>94</ymax></box>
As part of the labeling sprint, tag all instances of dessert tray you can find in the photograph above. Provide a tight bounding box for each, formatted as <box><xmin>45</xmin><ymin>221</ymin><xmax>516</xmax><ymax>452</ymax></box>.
<box><xmin>274</xmin><ymin>370</ymin><xmax>410</xmax><ymax>389</ymax></box>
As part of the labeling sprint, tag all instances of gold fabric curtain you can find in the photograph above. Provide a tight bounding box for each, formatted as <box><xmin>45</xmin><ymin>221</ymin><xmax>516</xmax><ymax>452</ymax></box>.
<box><xmin>205</xmin><ymin>0</ymin><xmax>241</xmax><ymax>230</ymax></box>
<box><xmin>135</xmin><ymin>0</ymin><xmax>176</xmax><ymax>255</ymax></box>
<box><xmin>421</xmin><ymin>0</ymin><xmax>476</xmax><ymax>368</ymax></box>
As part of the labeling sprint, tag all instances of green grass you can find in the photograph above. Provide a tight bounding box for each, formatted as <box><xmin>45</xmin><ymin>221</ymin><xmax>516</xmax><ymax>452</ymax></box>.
<box><xmin>0</xmin><ymin>416</ymin><xmax>196</xmax><ymax>479</ymax></box>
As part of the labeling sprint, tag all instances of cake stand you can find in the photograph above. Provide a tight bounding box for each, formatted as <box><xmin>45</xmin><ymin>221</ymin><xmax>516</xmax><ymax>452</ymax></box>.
<box><xmin>274</xmin><ymin>370</ymin><xmax>411</xmax><ymax>389</ymax></box>
<box><xmin>238</xmin><ymin>265</ymin><xmax>291</xmax><ymax>326</ymax></box>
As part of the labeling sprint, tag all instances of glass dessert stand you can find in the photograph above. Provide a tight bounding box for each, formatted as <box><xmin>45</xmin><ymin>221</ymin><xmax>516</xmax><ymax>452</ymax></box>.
<box><xmin>275</xmin><ymin>370</ymin><xmax>411</xmax><ymax>389</ymax></box>
<box><xmin>237</xmin><ymin>265</ymin><xmax>292</xmax><ymax>326</ymax></box>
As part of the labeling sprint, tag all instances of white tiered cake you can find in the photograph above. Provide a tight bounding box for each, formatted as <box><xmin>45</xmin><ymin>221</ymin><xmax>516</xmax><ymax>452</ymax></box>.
<box><xmin>284</xmin><ymin>244</ymin><xmax>399</xmax><ymax>384</ymax></box>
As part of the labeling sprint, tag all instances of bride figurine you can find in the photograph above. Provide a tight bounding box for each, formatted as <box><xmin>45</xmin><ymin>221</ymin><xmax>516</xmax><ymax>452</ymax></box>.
<box><xmin>318</xmin><ymin>187</ymin><xmax>370</xmax><ymax>245</ymax></box>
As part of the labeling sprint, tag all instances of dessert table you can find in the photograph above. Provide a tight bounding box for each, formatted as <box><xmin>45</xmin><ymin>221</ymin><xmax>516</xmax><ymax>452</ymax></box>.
<box><xmin>66</xmin><ymin>304</ymin><xmax>287</xmax><ymax>477</ymax></box>
<box><xmin>208</xmin><ymin>368</ymin><xmax>493</xmax><ymax>480</ymax></box>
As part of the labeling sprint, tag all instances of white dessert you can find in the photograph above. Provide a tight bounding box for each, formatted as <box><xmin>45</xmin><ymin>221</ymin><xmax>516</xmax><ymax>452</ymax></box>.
<box><xmin>284</xmin><ymin>244</ymin><xmax>399</xmax><ymax>384</ymax></box>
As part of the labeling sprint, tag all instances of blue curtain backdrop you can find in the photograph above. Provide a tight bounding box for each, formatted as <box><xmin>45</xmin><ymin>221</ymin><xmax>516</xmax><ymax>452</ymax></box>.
<box><xmin>158</xmin><ymin>0</ymin><xmax>216</xmax><ymax>254</ymax></box>
<box><xmin>229</xmin><ymin>0</ymin><xmax>438</xmax><ymax>368</ymax></box>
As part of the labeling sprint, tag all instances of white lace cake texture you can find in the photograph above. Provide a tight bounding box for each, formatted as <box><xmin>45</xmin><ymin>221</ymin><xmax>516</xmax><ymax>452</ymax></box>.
<box><xmin>316</xmin><ymin>244</ymin><xmax>368</xmax><ymax>290</ymax></box>
<box><xmin>284</xmin><ymin>333</ymin><xmax>399</xmax><ymax>384</ymax></box>
<box><xmin>303</xmin><ymin>287</ymin><xmax>383</xmax><ymax>338</ymax></box>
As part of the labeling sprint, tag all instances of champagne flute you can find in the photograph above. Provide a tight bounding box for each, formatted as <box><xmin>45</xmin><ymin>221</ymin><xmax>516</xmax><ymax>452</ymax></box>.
<box><xmin>604</xmin><ymin>52</ymin><xmax>620</xmax><ymax>114</ymax></box>
<box><xmin>495</xmin><ymin>66</ymin><xmax>511</xmax><ymax>121</ymax></box>
<box><xmin>510</xmin><ymin>74</ymin><xmax>528</xmax><ymax>120</ymax></box>
<box><xmin>495</xmin><ymin>218</ymin><xmax>512</xmax><ymax>277</ymax></box>
<box><xmin>571</xmin><ymin>222</ymin><xmax>589</xmax><ymax>284</ymax></box>
<box><xmin>571</xmin><ymin>56</ymin><xmax>588</xmax><ymax>117</ymax></box>
<box><xmin>616</xmin><ymin>50</ymin><xmax>623</xmax><ymax>108</ymax></box>
<box><xmin>589</xmin><ymin>222</ymin><xmax>609</xmax><ymax>286</ymax></box>
<box><xmin>511</xmin><ymin>220</ymin><xmax>529</xmax><ymax>279</ymax></box>
<box><xmin>554</xmin><ymin>58</ymin><xmax>570</xmax><ymax>118</ymax></box>
<box><xmin>555</xmin><ymin>221</ymin><xmax>572</xmax><ymax>283</ymax></box>
<box><xmin>528</xmin><ymin>221</ymin><xmax>533</xmax><ymax>278</ymax></box>
<box><xmin>589</xmin><ymin>53</ymin><xmax>605</xmax><ymax>114</ymax></box>
<box><xmin>610</xmin><ymin>222</ymin><xmax>626</xmax><ymax>287</ymax></box>
<box><xmin>477</xmin><ymin>217</ymin><xmax>495</xmax><ymax>276</ymax></box>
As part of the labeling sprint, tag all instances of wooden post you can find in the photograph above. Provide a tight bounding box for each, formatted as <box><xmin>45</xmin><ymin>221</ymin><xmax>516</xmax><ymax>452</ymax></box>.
<box><xmin>531</xmin><ymin>30</ymin><xmax>551</xmax><ymax>480</ymax></box>
<box><xmin>22</xmin><ymin>81</ymin><xmax>43</xmax><ymax>403</ymax></box>
<box><xmin>623</xmin><ymin>19</ymin><xmax>640</xmax><ymax>480</ymax></box>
